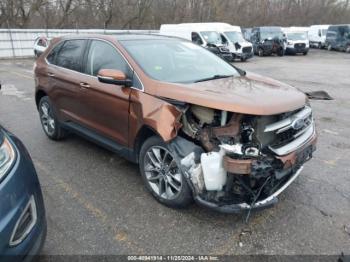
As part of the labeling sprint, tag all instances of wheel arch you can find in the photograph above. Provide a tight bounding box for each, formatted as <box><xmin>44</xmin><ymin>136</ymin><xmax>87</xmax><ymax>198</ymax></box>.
<box><xmin>35</xmin><ymin>89</ymin><xmax>47</xmax><ymax>109</ymax></box>
<box><xmin>133</xmin><ymin>125</ymin><xmax>164</xmax><ymax>163</ymax></box>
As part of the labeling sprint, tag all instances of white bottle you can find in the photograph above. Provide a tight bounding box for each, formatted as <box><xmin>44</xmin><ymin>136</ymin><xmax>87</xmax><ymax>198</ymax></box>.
<box><xmin>200</xmin><ymin>149</ymin><xmax>227</xmax><ymax>191</ymax></box>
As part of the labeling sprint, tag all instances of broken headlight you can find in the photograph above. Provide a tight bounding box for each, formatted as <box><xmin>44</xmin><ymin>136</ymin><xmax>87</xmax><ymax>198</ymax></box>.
<box><xmin>0</xmin><ymin>133</ymin><xmax>16</xmax><ymax>181</ymax></box>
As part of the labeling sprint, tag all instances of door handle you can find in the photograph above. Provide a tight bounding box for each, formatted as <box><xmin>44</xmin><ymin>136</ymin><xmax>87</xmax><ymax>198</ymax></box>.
<box><xmin>79</xmin><ymin>82</ymin><xmax>90</xmax><ymax>89</ymax></box>
<box><xmin>47</xmin><ymin>72</ymin><xmax>55</xmax><ymax>77</ymax></box>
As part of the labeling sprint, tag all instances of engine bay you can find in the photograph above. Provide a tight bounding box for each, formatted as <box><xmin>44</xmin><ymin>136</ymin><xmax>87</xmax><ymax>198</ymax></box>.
<box><xmin>170</xmin><ymin>104</ymin><xmax>316</xmax><ymax>210</ymax></box>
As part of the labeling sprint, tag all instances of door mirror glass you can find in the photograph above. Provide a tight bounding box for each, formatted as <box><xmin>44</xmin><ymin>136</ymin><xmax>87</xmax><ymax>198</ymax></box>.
<box><xmin>97</xmin><ymin>69</ymin><xmax>132</xmax><ymax>87</ymax></box>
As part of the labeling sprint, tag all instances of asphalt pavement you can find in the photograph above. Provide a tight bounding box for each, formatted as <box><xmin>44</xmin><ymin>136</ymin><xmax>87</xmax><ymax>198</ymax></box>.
<box><xmin>0</xmin><ymin>49</ymin><xmax>349</xmax><ymax>256</ymax></box>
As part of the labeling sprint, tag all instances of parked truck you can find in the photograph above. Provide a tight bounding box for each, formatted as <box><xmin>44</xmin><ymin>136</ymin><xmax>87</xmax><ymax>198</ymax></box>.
<box><xmin>309</xmin><ymin>25</ymin><xmax>329</xmax><ymax>49</ymax></box>
<box><xmin>325</xmin><ymin>24</ymin><xmax>350</xmax><ymax>53</ymax></box>
<box><xmin>250</xmin><ymin>27</ymin><xmax>286</xmax><ymax>57</ymax></box>
<box><xmin>160</xmin><ymin>23</ymin><xmax>233</xmax><ymax>62</ymax></box>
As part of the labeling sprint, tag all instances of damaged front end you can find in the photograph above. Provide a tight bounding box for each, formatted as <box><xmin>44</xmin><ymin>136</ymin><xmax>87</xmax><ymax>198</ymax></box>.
<box><xmin>169</xmin><ymin>104</ymin><xmax>317</xmax><ymax>213</ymax></box>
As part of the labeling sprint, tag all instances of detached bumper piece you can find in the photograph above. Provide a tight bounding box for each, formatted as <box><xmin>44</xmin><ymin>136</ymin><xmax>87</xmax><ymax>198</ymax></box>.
<box><xmin>195</xmin><ymin>166</ymin><xmax>304</xmax><ymax>213</ymax></box>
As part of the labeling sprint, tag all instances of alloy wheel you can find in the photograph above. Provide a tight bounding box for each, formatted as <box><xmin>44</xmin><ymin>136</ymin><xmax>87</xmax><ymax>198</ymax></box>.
<box><xmin>143</xmin><ymin>146</ymin><xmax>182</xmax><ymax>200</ymax></box>
<box><xmin>40</xmin><ymin>101</ymin><xmax>55</xmax><ymax>136</ymax></box>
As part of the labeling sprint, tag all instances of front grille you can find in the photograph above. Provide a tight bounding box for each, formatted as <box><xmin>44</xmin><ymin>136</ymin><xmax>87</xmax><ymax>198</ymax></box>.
<box><xmin>294</xmin><ymin>43</ymin><xmax>306</xmax><ymax>49</ymax></box>
<box><xmin>263</xmin><ymin>106</ymin><xmax>314</xmax><ymax>155</ymax></box>
<box><xmin>242</xmin><ymin>47</ymin><xmax>252</xmax><ymax>53</ymax></box>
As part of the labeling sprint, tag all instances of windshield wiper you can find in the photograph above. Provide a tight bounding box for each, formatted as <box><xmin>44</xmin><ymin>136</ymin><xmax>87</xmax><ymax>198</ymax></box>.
<box><xmin>194</xmin><ymin>74</ymin><xmax>233</xmax><ymax>83</ymax></box>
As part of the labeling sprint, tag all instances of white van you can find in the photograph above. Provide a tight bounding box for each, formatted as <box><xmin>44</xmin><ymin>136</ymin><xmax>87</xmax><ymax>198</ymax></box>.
<box><xmin>282</xmin><ymin>28</ymin><xmax>310</xmax><ymax>55</ymax></box>
<box><xmin>215</xmin><ymin>23</ymin><xmax>254</xmax><ymax>61</ymax></box>
<box><xmin>160</xmin><ymin>23</ymin><xmax>253</xmax><ymax>61</ymax></box>
<box><xmin>309</xmin><ymin>25</ymin><xmax>330</xmax><ymax>48</ymax></box>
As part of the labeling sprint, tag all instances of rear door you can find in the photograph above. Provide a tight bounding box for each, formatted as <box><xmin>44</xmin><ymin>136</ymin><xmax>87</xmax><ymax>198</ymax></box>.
<box><xmin>47</xmin><ymin>39</ymin><xmax>88</xmax><ymax>122</ymax></box>
<box><xmin>77</xmin><ymin>39</ymin><xmax>133</xmax><ymax>146</ymax></box>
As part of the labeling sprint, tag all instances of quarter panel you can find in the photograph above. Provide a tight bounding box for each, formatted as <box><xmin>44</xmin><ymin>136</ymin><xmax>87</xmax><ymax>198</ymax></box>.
<box><xmin>129</xmin><ymin>90</ymin><xmax>182</xmax><ymax>147</ymax></box>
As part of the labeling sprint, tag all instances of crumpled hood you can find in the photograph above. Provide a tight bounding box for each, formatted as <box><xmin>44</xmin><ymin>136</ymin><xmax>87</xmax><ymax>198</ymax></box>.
<box><xmin>151</xmin><ymin>72</ymin><xmax>307</xmax><ymax>116</ymax></box>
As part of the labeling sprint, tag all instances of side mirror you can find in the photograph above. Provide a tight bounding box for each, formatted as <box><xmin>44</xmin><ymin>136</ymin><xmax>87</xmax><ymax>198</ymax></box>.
<box><xmin>97</xmin><ymin>69</ymin><xmax>132</xmax><ymax>87</ymax></box>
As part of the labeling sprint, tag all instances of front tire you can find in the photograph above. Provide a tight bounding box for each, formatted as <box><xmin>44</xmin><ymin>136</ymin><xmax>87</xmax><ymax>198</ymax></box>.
<box><xmin>277</xmin><ymin>47</ymin><xmax>285</xmax><ymax>56</ymax></box>
<box><xmin>139</xmin><ymin>136</ymin><xmax>193</xmax><ymax>208</ymax></box>
<box><xmin>346</xmin><ymin>45</ymin><xmax>350</xmax><ymax>53</ymax></box>
<box><xmin>39</xmin><ymin>96</ymin><xmax>66</xmax><ymax>140</ymax></box>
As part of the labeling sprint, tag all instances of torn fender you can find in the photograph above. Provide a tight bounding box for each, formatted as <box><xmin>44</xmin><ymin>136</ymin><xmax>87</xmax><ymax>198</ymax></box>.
<box><xmin>129</xmin><ymin>90</ymin><xmax>182</xmax><ymax>145</ymax></box>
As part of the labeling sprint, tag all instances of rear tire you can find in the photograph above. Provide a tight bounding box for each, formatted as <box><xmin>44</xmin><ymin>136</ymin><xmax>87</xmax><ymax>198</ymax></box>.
<box><xmin>139</xmin><ymin>136</ymin><xmax>193</xmax><ymax>208</ymax></box>
<box><xmin>38</xmin><ymin>96</ymin><xmax>67</xmax><ymax>140</ymax></box>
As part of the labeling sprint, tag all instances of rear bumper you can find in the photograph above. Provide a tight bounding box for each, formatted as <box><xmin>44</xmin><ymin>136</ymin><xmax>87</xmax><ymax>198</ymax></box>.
<box><xmin>0</xmin><ymin>132</ymin><xmax>46</xmax><ymax>261</ymax></box>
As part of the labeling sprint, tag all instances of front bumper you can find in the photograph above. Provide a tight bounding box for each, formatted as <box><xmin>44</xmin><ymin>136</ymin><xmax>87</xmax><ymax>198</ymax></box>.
<box><xmin>0</xmin><ymin>131</ymin><xmax>46</xmax><ymax>261</ymax></box>
<box><xmin>286</xmin><ymin>47</ymin><xmax>309</xmax><ymax>54</ymax></box>
<box><xmin>195</xmin><ymin>166</ymin><xmax>303</xmax><ymax>213</ymax></box>
<box><xmin>220</xmin><ymin>53</ymin><xmax>234</xmax><ymax>61</ymax></box>
<box><xmin>234</xmin><ymin>52</ymin><xmax>253</xmax><ymax>60</ymax></box>
<box><xmin>194</xmin><ymin>129</ymin><xmax>317</xmax><ymax>214</ymax></box>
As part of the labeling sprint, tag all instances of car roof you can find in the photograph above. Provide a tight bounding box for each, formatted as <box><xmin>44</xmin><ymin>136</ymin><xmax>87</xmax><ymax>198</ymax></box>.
<box><xmin>258</xmin><ymin>26</ymin><xmax>282</xmax><ymax>31</ymax></box>
<box><xmin>328</xmin><ymin>24</ymin><xmax>350</xmax><ymax>28</ymax></box>
<box><xmin>57</xmin><ymin>33</ymin><xmax>175</xmax><ymax>42</ymax></box>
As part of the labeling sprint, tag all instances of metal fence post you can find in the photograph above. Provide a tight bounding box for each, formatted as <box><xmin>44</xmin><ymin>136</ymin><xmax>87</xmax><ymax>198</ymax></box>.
<box><xmin>7</xmin><ymin>22</ymin><xmax>16</xmax><ymax>58</ymax></box>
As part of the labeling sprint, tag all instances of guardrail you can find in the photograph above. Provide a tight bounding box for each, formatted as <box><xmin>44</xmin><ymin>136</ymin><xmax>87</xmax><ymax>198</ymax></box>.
<box><xmin>0</xmin><ymin>29</ymin><xmax>159</xmax><ymax>59</ymax></box>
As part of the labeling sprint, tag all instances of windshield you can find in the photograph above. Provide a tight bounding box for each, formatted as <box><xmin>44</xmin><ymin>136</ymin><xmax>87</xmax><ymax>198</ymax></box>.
<box><xmin>287</xmin><ymin>32</ymin><xmax>307</xmax><ymax>40</ymax></box>
<box><xmin>200</xmin><ymin>31</ymin><xmax>222</xmax><ymax>45</ymax></box>
<box><xmin>120</xmin><ymin>39</ymin><xmax>239</xmax><ymax>83</ymax></box>
<box><xmin>261</xmin><ymin>30</ymin><xmax>283</xmax><ymax>40</ymax></box>
<box><xmin>224</xmin><ymin>31</ymin><xmax>245</xmax><ymax>43</ymax></box>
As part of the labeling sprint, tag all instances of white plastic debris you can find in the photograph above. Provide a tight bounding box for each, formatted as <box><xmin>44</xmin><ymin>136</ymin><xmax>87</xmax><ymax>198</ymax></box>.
<box><xmin>180</xmin><ymin>152</ymin><xmax>196</xmax><ymax>168</ymax></box>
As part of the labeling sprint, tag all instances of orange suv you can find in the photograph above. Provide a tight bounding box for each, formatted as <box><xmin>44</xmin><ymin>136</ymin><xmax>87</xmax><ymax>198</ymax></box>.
<box><xmin>34</xmin><ymin>34</ymin><xmax>317</xmax><ymax>213</ymax></box>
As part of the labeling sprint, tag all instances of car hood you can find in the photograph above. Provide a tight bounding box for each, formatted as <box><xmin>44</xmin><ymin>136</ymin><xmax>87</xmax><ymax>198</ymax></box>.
<box><xmin>150</xmin><ymin>72</ymin><xmax>307</xmax><ymax>116</ymax></box>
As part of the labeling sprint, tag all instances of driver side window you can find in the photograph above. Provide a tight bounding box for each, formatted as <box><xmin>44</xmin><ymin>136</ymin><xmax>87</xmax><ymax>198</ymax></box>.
<box><xmin>220</xmin><ymin>34</ymin><xmax>228</xmax><ymax>45</ymax></box>
<box><xmin>191</xmin><ymin>32</ymin><xmax>203</xmax><ymax>45</ymax></box>
<box><xmin>86</xmin><ymin>40</ymin><xmax>131</xmax><ymax>77</ymax></box>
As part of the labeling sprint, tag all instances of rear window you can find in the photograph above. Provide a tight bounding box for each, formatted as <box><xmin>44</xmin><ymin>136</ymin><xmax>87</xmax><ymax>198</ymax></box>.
<box><xmin>55</xmin><ymin>40</ymin><xmax>87</xmax><ymax>72</ymax></box>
